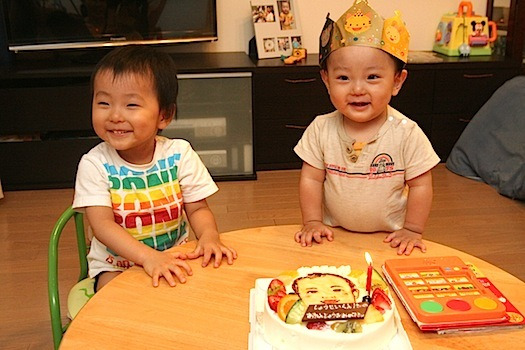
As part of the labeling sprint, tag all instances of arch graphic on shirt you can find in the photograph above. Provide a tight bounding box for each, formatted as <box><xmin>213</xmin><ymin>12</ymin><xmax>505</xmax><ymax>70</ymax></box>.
<box><xmin>369</xmin><ymin>153</ymin><xmax>396</xmax><ymax>178</ymax></box>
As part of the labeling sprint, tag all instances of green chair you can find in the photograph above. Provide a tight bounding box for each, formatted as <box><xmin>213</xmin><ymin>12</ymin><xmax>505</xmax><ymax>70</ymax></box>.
<box><xmin>48</xmin><ymin>206</ymin><xmax>95</xmax><ymax>349</ymax></box>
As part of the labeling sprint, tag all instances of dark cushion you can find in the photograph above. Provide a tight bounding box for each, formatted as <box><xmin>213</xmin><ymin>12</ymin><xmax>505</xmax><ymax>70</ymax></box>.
<box><xmin>446</xmin><ymin>75</ymin><xmax>525</xmax><ymax>200</ymax></box>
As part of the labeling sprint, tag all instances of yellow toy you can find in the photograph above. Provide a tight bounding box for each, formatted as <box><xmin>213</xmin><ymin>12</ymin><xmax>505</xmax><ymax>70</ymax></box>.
<box><xmin>283</xmin><ymin>48</ymin><xmax>307</xmax><ymax>64</ymax></box>
<box><xmin>433</xmin><ymin>1</ymin><xmax>497</xmax><ymax>57</ymax></box>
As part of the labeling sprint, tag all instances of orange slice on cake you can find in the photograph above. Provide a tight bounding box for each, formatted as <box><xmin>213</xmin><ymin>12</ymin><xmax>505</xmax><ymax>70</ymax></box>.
<box><xmin>277</xmin><ymin>294</ymin><xmax>300</xmax><ymax>321</ymax></box>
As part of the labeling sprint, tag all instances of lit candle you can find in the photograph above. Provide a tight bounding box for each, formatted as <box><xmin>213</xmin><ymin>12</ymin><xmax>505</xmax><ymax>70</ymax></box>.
<box><xmin>365</xmin><ymin>252</ymin><xmax>373</xmax><ymax>296</ymax></box>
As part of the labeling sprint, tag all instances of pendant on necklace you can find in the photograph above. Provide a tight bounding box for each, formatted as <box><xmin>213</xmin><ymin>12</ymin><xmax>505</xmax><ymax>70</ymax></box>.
<box><xmin>346</xmin><ymin>141</ymin><xmax>358</xmax><ymax>163</ymax></box>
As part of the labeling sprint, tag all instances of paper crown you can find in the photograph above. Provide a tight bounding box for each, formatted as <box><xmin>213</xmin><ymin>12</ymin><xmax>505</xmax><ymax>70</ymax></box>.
<box><xmin>319</xmin><ymin>0</ymin><xmax>410</xmax><ymax>64</ymax></box>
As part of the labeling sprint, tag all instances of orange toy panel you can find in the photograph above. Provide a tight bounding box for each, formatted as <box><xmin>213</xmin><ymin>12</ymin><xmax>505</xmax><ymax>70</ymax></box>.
<box><xmin>382</xmin><ymin>256</ymin><xmax>507</xmax><ymax>329</ymax></box>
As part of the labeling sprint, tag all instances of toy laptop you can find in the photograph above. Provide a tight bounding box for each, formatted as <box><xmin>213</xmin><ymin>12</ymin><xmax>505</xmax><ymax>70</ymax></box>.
<box><xmin>433</xmin><ymin>1</ymin><xmax>497</xmax><ymax>56</ymax></box>
<box><xmin>382</xmin><ymin>256</ymin><xmax>509</xmax><ymax>331</ymax></box>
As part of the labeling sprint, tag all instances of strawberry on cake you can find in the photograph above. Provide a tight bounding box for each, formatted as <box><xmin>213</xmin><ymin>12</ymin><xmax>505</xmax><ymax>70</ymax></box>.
<box><xmin>261</xmin><ymin>266</ymin><xmax>398</xmax><ymax>350</ymax></box>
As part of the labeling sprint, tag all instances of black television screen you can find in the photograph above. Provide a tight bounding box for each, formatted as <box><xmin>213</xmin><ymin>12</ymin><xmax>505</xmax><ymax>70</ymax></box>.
<box><xmin>2</xmin><ymin>0</ymin><xmax>217</xmax><ymax>51</ymax></box>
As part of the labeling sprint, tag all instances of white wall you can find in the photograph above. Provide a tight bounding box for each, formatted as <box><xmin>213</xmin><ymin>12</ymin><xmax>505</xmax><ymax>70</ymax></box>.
<box><xmin>171</xmin><ymin>0</ymin><xmax>487</xmax><ymax>54</ymax></box>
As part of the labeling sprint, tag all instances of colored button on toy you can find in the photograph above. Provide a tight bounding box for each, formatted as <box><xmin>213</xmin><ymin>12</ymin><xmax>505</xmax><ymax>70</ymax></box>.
<box><xmin>420</xmin><ymin>300</ymin><xmax>444</xmax><ymax>313</ymax></box>
<box><xmin>446</xmin><ymin>299</ymin><xmax>471</xmax><ymax>311</ymax></box>
<box><xmin>474</xmin><ymin>297</ymin><xmax>498</xmax><ymax>310</ymax></box>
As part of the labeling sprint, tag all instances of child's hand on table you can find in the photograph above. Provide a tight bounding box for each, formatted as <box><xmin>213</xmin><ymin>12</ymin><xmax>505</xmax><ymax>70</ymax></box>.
<box><xmin>141</xmin><ymin>250</ymin><xmax>193</xmax><ymax>287</ymax></box>
<box><xmin>384</xmin><ymin>228</ymin><xmax>427</xmax><ymax>255</ymax></box>
<box><xmin>294</xmin><ymin>221</ymin><xmax>334</xmax><ymax>247</ymax></box>
<box><xmin>186</xmin><ymin>234</ymin><xmax>237</xmax><ymax>268</ymax></box>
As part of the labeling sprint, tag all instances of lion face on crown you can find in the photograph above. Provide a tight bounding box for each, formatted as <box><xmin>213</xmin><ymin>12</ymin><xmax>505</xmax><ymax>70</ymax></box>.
<box><xmin>344</xmin><ymin>9</ymin><xmax>372</xmax><ymax>34</ymax></box>
<box><xmin>384</xmin><ymin>24</ymin><xmax>401</xmax><ymax>44</ymax></box>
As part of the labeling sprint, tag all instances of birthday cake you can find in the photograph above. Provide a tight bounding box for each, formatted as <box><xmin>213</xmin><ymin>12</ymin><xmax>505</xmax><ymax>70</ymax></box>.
<box><xmin>261</xmin><ymin>265</ymin><xmax>397</xmax><ymax>350</ymax></box>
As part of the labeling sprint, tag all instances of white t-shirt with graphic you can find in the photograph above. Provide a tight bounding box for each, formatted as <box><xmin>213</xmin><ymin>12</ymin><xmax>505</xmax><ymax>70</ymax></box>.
<box><xmin>294</xmin><ymin>107</ymin><xmax>440</xmax><ymax>232</ymax></box>
<box><xmin>73</xmin><ymin>136</ymin><xmax>218</xmax><ymax>277</ymax></box>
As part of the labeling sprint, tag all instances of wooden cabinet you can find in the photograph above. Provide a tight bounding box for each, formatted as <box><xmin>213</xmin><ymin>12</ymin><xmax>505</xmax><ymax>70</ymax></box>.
<box><xmin>400</xmin><ymin>64</ymin><xmax>519</xmax><ymax>161</ymax></box>
<box><xmin>0</xmin><ymin>138</ymin><xmax>100</xmax><ymax>190</ymax></box>
<box><xmin>253</xmin><ymin>60</ymin><xmax>333</xmax><ymax>170</ymax></box>
<box><xmin>390</xmin><ymin>69</ymin><xmax>435</xmax><ymax>136</ymax></box>
<box><xmin>430</xmin><ymin>66</ymin><xmax>518</xmax><ymax>159</ymax></box>
<box><xmin>0</xmin><ymin>75</ymin><xmax>97</xmax><ymax>189</ymax></box>
<box><xmin>432</xmin><ymin>68</ymin><xmax>517</xmax><ymax>115</ymax></box>
<box><xmin>0</xmin><ymin>77</ymin><xmax>92</xmax><ymax>134</ymax></box>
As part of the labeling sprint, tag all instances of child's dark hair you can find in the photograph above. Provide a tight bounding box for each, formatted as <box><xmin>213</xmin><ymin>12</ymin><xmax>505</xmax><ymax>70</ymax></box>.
<box><xmin>91</xmin><ymin>45</ymin><xmax>178</xmax><ymax>119</ymax></box>
<box><xmin>391</xmin><ymin>55</ymin><xmax>406</xmax><ymax>74</ymax></box>
<box><xmin>320</xmin><ymin>51</ymin><xmax>406</xmax><ymax>75</ymax></box>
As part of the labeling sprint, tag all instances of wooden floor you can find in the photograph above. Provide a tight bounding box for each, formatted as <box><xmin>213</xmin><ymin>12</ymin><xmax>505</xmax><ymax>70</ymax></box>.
<box><xmin>1</xmin><ymin>164</ymin><xmax>524</xmax><ymax>349</ymax></box>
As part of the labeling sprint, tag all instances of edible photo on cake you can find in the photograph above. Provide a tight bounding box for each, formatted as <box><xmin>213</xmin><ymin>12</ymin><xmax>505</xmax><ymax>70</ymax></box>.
<box><xmin>249</xmin><ymin>265</ymin><xmax>411</xmax><ymax>350</ymax></box>
<box><xmin>267</xmin><ymin>265</ymin><xmax>393</xmax><ymax>334</ymax></box>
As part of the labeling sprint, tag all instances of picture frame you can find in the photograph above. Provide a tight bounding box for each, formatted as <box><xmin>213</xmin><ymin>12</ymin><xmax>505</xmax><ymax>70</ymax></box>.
<box><xmin>251</xmin><ymin>0</ymin><xmax>303</xmax><ymax>59</ymax></box>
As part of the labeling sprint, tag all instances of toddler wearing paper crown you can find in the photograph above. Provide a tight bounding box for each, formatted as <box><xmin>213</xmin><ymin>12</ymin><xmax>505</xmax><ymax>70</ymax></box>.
<box><xmin>294</xmin><ymin>0</ymin><xmax>439</xmax><ymax>255</ymax></box>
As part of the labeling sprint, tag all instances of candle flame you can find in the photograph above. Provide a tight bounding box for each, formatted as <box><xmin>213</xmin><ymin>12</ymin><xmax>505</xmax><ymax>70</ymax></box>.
<box><xmin>364</xmin><ymin>252</ymin><xmax>373</xmax><ymax>265</ymax></box>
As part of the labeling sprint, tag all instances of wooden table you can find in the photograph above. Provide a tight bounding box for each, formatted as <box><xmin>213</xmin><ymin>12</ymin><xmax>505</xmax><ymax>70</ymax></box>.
<box><xmin>60</xmin><ymin>225</ymin><xmax>525</xmax><ymax>349</ymax></box>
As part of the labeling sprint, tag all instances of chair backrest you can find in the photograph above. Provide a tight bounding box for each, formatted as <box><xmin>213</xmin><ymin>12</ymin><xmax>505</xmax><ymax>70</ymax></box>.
<box><xmin>48</xmin><ymin>206</ymin><xmax>88</xmax><ymax>350</ymax></box>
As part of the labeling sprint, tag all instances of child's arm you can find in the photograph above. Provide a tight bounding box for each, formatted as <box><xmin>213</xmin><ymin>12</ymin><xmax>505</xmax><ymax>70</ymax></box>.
<box><xmin>184</xmin><ymin>199</ymin><xmax>237</xmax><ymax>267</ymax></box>
<box><xmin>85</xmin><ymin>206</ymin><xmax>193</xmax><ymax>287</ymax></box>
<box><xmin>384</xmin><ymin>170</ymin><xmax>433</xmax><ymax>255</ymax></box>
<box><xmin>294</xmin><ymin>162</ymin><xmax>334</xmax><ymax>246</ymax></box>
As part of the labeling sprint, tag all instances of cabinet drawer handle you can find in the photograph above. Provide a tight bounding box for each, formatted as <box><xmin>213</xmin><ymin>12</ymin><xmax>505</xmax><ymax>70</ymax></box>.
<box><xmin>458</xmin><ymin>118</ymin><xmax>471</xmax><ymax>123</ymax></box>
<box><xmin>285</xmin><ymin>124</ymin><xmax>308</xmax><ymax>129</ymax></box>
<box><xmin>284</xmin><ymin>78</ymin><xmax>317</xmax><ymax>84</ymax></box>
<box><xmin>463</xmin><ymin>73</ymin><xmax>494</xmax><ymax>79</ymax></box>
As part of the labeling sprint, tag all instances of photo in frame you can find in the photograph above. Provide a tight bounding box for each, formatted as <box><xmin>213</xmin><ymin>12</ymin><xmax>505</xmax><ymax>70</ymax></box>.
<box><xmin>251</xmin><ymin>0</ymin><xmax>302</xmax><ymax>59</ymax></box>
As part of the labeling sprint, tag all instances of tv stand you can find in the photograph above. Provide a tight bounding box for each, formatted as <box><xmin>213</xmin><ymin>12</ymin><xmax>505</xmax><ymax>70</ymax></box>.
<box><xmin>0</xmin><ymin>52</ymin><xmax>256</xmax><ymax>190</ymax></box>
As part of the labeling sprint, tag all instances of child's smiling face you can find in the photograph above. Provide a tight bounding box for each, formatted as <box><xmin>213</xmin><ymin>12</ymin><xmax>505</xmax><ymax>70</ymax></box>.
<box><xmin>321</xmin><ymin>45</ymin><xmax>407</xmax><ymax>127</ymax></box>
<box><xmin>92</xmin><ymin>70</ymin><xmax>171</xmax><ymax>164</ymax></box>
